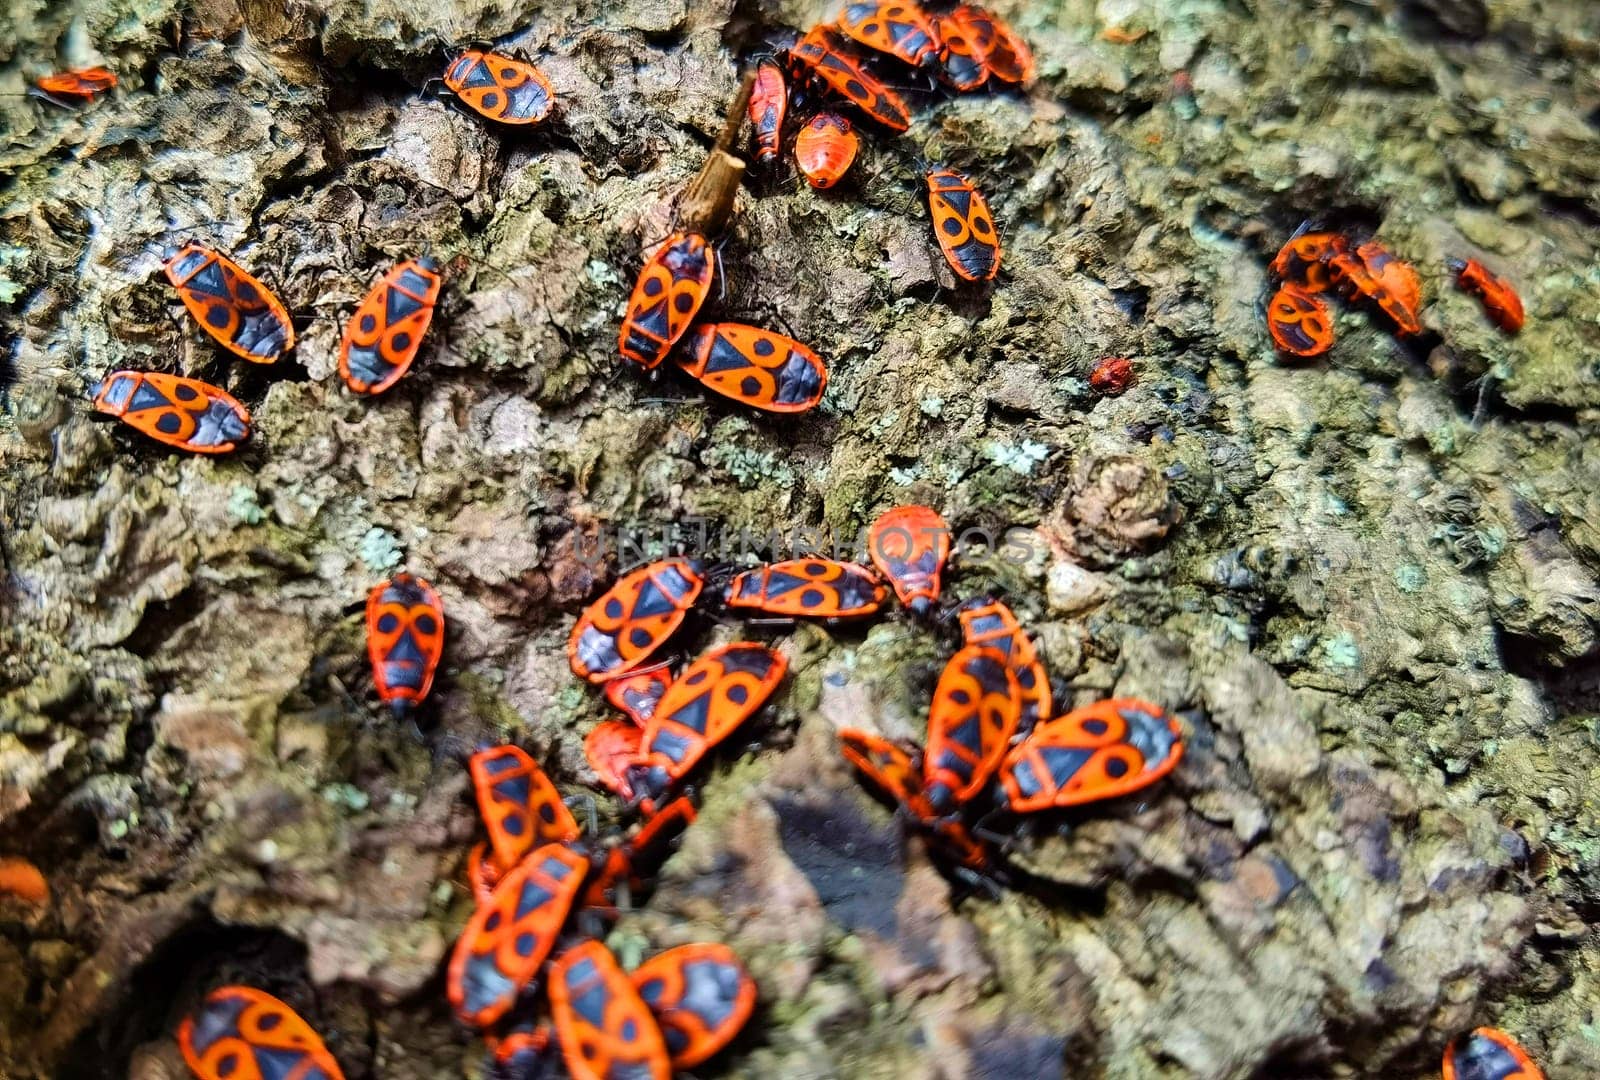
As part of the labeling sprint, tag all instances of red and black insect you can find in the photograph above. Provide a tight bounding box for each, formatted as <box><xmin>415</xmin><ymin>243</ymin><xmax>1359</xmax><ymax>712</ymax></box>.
<box><xmin>604</xmin><ymin>662</ymin><xmax>675</xmax><ymax>727</ymax></box>
<box><xmin>586</xmin><ymin>719</ymin><xmax>645</xmax><ymax>800</ymax></box>
<box><xmin>677</xmin><ymin>323</ymin><xmax>828</xmax><ymax>413</ymax></box>
<box><xmin>580</xmin><ymin>795</ymin><xmax>697</xmax><ymax>915</ymax></box>
<box><xmin>481</xmin><ymin>938</ymin><xmax>753</xmax><ymax>1078</ymax></box>
<box><xmin>923</xmin><ymin>644</ymin><xmax>1021</xmax><ymax>814</ymax></box>
<box><xmin>567</xmin><ymin>559</ymin><xmax>705</xmax><ymax>682</ymax></box>
<box><xmin>838</xmin><ymin>729</ymin><xmax>993</xmax><ymax>873</ymax></box>
<box><xmin>748</xmin><ymin>59</ymin><xmax>788</xmax><ymax>164</ymax></box>
<box><xmin>470</xmin><ymin>745</ymin><xmax>580</xmax><ymax>878</ymax></box>
<box><xmin>788</xmin><ymin>25</ymin><xmax>912</xmax><ymax>132</ymax></box>
<box><xmin>956</xmin><ymin>598</ymin><xmax>1052</xmax><ymax>732</ymax></box>
<box><xmin>997</xmin><ymin>698</ymin><xmax>1183</xmax><ymax>814</ymax></box>
<box><xmin>340</xmin><ymin>257</ymin><xmax>442</xmax><ymax>395</ymax></box>
<box><xmin>485</xmin><ymin>1026</ymin><xmax>551</xmax><ymax>1080</ymax></box>
<box><xmin>1442</xmin><ymin>1028</ymin><xmax>1543</xmax><ymax>1080</ymax></box>
<box><xmin>447</xmin><ymin>842</ymin><xmax>589</xmax><ymax>1028</ymax></box>
<box><xmin>987</xmin><ymin>9</ymin><xmax>1036</xmax><ymax>84</ymax></box>
<box><xmin>585</xmin><ymin>665</ymin><xmax>676</xmax><ymax>800</ymax></box>
<box><xmin>624</xmin><ymin>642</ymin><xmax>787</xmax><ymax>812</ymax></box>
<box><xmin>1268</xmin><ymin>228</ymin><xmax>1346</xmax><ymax>294</ymax></box>
<box><xmin>548</xmin><ymin>940</ymin><xmax>672</xmax><ymax>1080</ymax></box>
<box><xmin>1089</xmin><ymin>356</ymin><xmax>1134</xmax><ymax>394</ymax></box>
<box><xmin>950</xmin><ymin>5</ymin><xmax>1034</xmax><ymax>85</ymax></box>
<box><xmin>163</xmin><ymin>243</ymin><xmax>295</xmax><ymax>362</ymax></box>
<box><xmin>632</xmin><ymin>943</ymin><xmax>757</xmax><ymax>1068</ymax></box>
<box><xmin>618</xmin><ymin>232</ymin><xmax>716</xmax><ymax>369</ymax></box>
<box><xmin>90</xmin><ymin>371</ymin><xmax>251</xmax><ymax>454</ymax></box>
<box><xmin>1329</xmin><ymin>244</ymin><xmax>1422</xmax><ymax>337</ymax></box>
<box><xmin>1450</xmin><ymin>257</ymin><xmax>1524</xmax><ymax>334</ymax></box>
<box><xmin>1266</xmin><ymin>283</ymin><xmax>1335</xmax><ymax>358</ymax></box>
<box><xmin>441</xmin><ymin>49</ymin><xmax>555</xmax><ymax>125</ymax></box>
<box><xmin>926</xmin><ymin>167</ymin><xmax>1001</xmax><ymax>281</ymax></box>
<box><xmin>840</xmin><ymin>729</ymin><xmax>930</xmax><ymax>815</ymax></box>
<box><xmin>867</xmin><ymin>504</ymin><xmax>951</xmax><ymax>614</ymax></box>
<box><xmin>836</xmin><ymin>1</ymin><xmax>941</xmax><ymax>68</ymax></box>
<box><xmin>365</xmin><ymin>573</ymin><xmax>445</xmax><ymax>717</ymax></box>
<box><xmin>33</xmin><ymin>66</ymin><xmax>116</xmax><ymax>104</ymax></box>
<box><xmin>725</xmin><ymin>559</ymin><xmax>888</xmax><ymax>619</ymax></box>
<box><xmin>1353</xmin><ymin>240</ymin><xmax>1423</xmax><ymax>335</ymax></box>
<box><xmin>177</xmin><ymin>985</ymin><xmax>344</xmax><ymax>1080</ymax></box>
<box><xmin>794</xmin><ymin>112</ymin><xmax>859</xmax><ymax>190</ymax></box>
<box><xmin>930</xmin><ymin>7</ymin><xmax>994</xmax><ymax>91</ymax></box>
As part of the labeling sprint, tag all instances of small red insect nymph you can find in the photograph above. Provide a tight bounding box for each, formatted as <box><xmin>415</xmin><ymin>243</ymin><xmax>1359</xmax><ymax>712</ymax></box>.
<box><xmin>34</xmin><ymin>66</ymin><xmax>117</xmax><ymax>103</ymax></box>
<box><xmin>1450</xmin><ymin>257</ymin><xmax>1524</xmax><ymax>334</ymax></box>
<box><xmin>795</xmin><ymin>113</ymin><xmax>859</xmax><ymax>190</ymax></box>
<box><xmin>1089</xmin><ymin>357</ymin><xmax>1134</xmax><ymax>394</ymax></box>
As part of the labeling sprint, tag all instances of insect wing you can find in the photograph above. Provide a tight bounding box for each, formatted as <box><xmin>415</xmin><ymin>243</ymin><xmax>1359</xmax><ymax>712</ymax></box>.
<box><xmin>365</xmin><ymin>573</ymin><xmax>445</xmax><ymax>714</ymax></box>
<box><xmin>443</xmin><ymin>49</ymin><xmax>555</xmax><ymax>124</ymax></box>
<box><xmin>567</xmin><ymin>559</ymin><xmax>705</xmax><ymax>682</ymax></box>
<box><xmin>923</xmin><ymin>644</ymin><xmax>1020</xmax><ymax>811</ymax></box>
<box><xmin>548</xmin><ymin>941</ymin><xmax>671</xmax><ymax>1080</ymax></box>
<box><xmin>447</xmin><ymin>843</ymin><xmax>589</xmax><ymax>1028</ymax></box>
<box><xmin>1266</xmin><ymin>283</ymin><xmax>1334</xmax><ymax>358</ymax></box>
<box><xmin>957</xmin><ymin>599</ymin><xmax>1052</xmax><ymax>730</ymax></box>
<box><xmin>91</xmin><ymin>371</ymin><xmax>251</xmax><ymax>453</ymax></box>
<box><xmin>632</xmin><ymin>943</ymin><xmax>756</xmax><ymax>1068</ymax></box>
<box><xmin>926</xmin><ymin>168</ymin><xmax>1001</xmax><ymax>281</ymax></box>
<box><xmin>177</xmin><ymin>986</ymin><xmax>344</xmax><ymax>1080</ymax></box>
<box><xmin>163</xmin><ymin>244</ymin><xmax>295</xmax><ymax>362</ymax></box>
<box><xmin>1442</xmin><ymin>1027</ymin><xmax>1543</xmax><ymax>1080</ymax></box>
<box><xmin>1355</xmin><ymin>241</ymin><xmax>1423</xmax><ymax>335</ymax></box>
<box><xmin>931</xmin><ymin>9</ymin><xmax>991</xmax><ymax>91</ymax></box>
<box><xmin>470</xmin><ymin>745</ymin><xmax>580</xmax><ymax>873</ymax></box>
<box><xmin>628</xmin><ymin>643</ymin><xmax>786</xmax><ymax>804</ymax></box>
<box><xmin>867</xmin><ymin>505</ymin><xmax>951</xmax><ymax>613</ymax></box>
<box><xmin>748</xmin><ymin>60</ymin><xmax>788</xmax><ymax>163</ymax></box>
<box><xmin>679</xmin><ymin>323</ymin><xmax>828</xmax><ymax>412</ymax></box>
<box><xmin>1268</xmin><ymin>230</ymin><xmax>1345</xmax><ymax>293</ymax></box>
<box><xmin>340</xmin><ymin>258</ymin><xmax>442</xmax><ymax>394</ymax></box>
<box><xmin>618</xmin><ymin>232</ymin><xmax>715</xmax><ymax>368</ymax></box>
<box><xmin>789</xmin><ymin>26</ymin><xmax>911</xmax><ymax>132</ymax></box>
<box><xmin>999</xmin><ymin>698</ymin><xmax>1183</xmax><ymax>814</ymax></box>
<box><xmin>727</xmin><ymin>559</ymin><xmax>886</xmax><ymax>618</ymax></box>
<box><xmin>837</xmin><ymin>1</ymin><xmax>940</xmax><ymax>67</ymax></box>
<box><xmin>985</xmin><ymin>12</ymin><xmax>1036</xmax><ymax>84</ymax></box>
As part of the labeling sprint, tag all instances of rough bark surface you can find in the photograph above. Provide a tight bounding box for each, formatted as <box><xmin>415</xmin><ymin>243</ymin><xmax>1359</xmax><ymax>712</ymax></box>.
<box><xmin>2</xmin><ymin>1</ymin><xmax>1599</xmax><ymax>1078</ymax></box>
